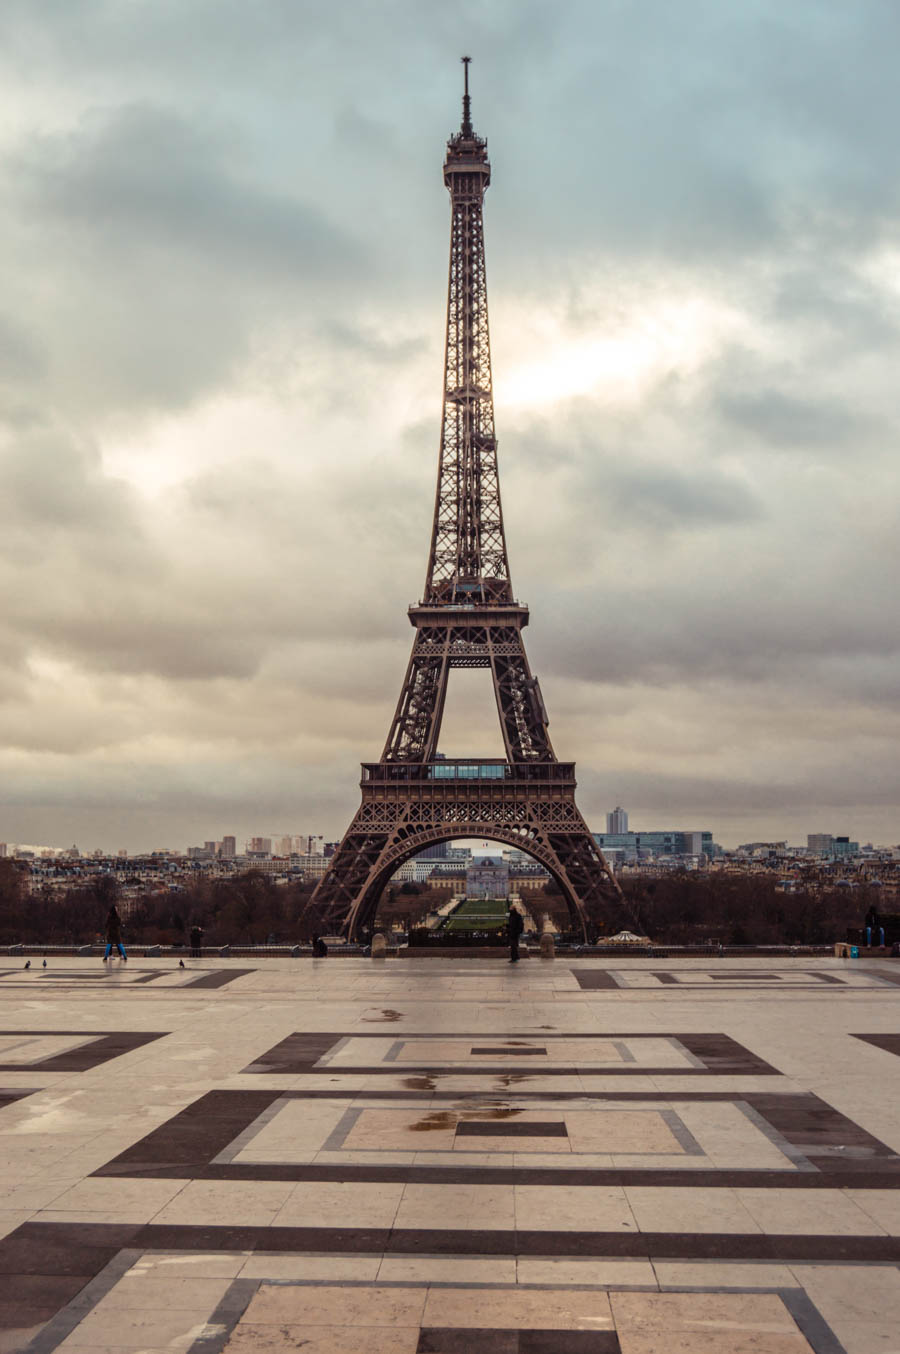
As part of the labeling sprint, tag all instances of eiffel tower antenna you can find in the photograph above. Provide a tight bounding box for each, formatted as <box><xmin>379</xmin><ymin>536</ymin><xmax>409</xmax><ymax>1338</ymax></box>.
<box><xmin>461</xmin><ymin>55</ymin><xmax>473</xmax><ymax>136</ymax></box>
<box><xmin>302</xmin><ymin>69</ymin><xmax>623</xmax><ymax>942</ymax></box>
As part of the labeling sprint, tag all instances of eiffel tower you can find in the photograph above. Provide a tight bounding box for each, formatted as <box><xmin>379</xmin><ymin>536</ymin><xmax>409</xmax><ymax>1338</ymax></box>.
<box><xmin>304</xmin><ymin>61</ymin><xmax>622</xmax><ymax>941</ymax></box>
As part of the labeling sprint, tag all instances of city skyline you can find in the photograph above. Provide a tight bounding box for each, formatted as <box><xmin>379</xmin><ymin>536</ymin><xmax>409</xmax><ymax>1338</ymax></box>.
<box><xmin>2</xmin><ymin>3</ymin><xmax>900</xmax><ymax>852</ymax></box>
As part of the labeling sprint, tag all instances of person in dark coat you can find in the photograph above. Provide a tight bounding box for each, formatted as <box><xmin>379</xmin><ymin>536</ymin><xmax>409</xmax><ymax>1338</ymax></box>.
<box><xmin>312</xmin><ymin>934</ymin><xmax>328</xmax><ymax>957</ymax></box>
<box><xmin>190</xmin><ymin>925</ymin><xmax>203</xmax><ymax>958</ymax></box>
<box><xmin>103</xmin><ymin>905</ymin><xmax>127</xmax><ymax>961</ymax></box>
<box><xmin>507</xmin><ymin>904</ymin><xmax>524</xmax><ymax>963</ymax></box>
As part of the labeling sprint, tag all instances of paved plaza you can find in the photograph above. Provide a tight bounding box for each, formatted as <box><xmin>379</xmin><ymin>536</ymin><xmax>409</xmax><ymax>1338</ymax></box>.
<box><xmin>0</xmin><ymin>953</ymin><xmax>899</xmax><ymax>1352</ymax></box>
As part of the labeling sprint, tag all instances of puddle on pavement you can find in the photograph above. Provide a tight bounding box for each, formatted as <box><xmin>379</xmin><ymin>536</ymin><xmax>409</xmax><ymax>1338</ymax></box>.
<box><xmin>410</xmin><ymin>1105</ymin><xmax>525</xmax><ymax>1131</ymax></box>
<box><xmin>362</xmin><ymin>1009</ymin><xmax>404</xmax><ymax>1022</ymax></box>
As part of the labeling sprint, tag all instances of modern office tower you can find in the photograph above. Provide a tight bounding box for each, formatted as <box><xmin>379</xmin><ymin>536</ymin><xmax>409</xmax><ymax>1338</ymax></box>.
<box><xmin>807</xmin><ymin>833</ymin><xmax>834</xmax><ymax>854</ymax></box>
<box><xmin>307</xmin><ymin>835</ymin><xmax>325</xmax><ymax>856</ymax></box>
<box><xmin>220</xmin><ymin>836</ymin><xmax>236</xmax><ymax>859</ymax></box>
<box><xmin>203</xmin><ymin>840</ymin><xmax>217</xmax><ymax>857</ymax></box>
<box><xmin>607</xmin><ymin>807</ymin><xmax>629</xmax><ymax>834</ymax></box>
<box><xmin>276</xmin><ymin>835</ymin><xmax>293</xmax><ymax>857</ymax></box>
<box><xmin>247</xmin><ymin>837</ymin><xmax>272</xmax><ymax>856</ymax></box>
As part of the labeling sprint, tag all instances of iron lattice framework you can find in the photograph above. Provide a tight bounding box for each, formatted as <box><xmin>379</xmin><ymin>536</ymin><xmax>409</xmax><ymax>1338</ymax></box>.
<box><xmin>304</xmin><ymin>62</ymin><xmax>622</xmax><ymax>940</ymax></box>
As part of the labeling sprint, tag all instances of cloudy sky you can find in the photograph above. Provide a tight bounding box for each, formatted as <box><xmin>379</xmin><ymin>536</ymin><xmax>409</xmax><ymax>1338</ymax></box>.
<box><xmin>2</xmin><ymin>0</ymin><xmax>899</xmax><ymax>853</ymax></box>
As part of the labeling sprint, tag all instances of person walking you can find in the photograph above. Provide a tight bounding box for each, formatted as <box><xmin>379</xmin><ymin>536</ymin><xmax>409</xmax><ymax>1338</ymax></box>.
<box><xmin>507</xmin><ymin>904</ymin><xmax>524</xmax><ymax>964</ymax></box>
<box><xmin>190</xmin><ymin>925</ymin><xmax>203</xmax><ymax>958</ymax></box>
<box><xmin>103</xmin><ymin>905</ymin><xmax>127</xmax><ymax>962</ymax></box>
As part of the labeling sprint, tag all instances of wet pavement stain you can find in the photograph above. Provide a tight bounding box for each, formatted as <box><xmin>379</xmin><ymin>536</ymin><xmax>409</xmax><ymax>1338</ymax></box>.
<box><xmin>402</xmin><ymin>1075</ymin><xmax>437</xmax><ymax>1091</ymax></box>
<box><xmin>410</xmin><ymin>1105</ymin><xmax>525</xmax><ymax>1131</ymax></box>
<box><xmin>494</xmin><ymin>1073</ymin><xmax>532</xmax><ymax>1088</ymax></box>
<box><xmin>410</xmin><ymin>1111</ymin><xmax>457</xmax><ymax>1131</ymax></box>
<box><xmin>361</xmin><ymin>1009</ymin><xmax>404</xmax><ymax>1022</ymax></box>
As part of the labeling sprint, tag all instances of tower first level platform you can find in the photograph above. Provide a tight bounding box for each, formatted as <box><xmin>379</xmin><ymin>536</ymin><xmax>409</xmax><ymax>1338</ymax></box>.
<box><xmin>308</xmin><ymin>759</ymin><xmax>619</xmax><ymax>942</ymax></box>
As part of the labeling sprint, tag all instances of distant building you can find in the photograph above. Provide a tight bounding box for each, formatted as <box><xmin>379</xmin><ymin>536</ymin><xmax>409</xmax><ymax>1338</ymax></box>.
<box><xmin>606</xmin><ymin>806</ymin><xmax>629</xmax><ymax>834</ymax></box>
<box><xmin>247</xmin><ymin>837</ymin><xmax>272</xmax><ymax>857</ymax></box>
<box><xmin>220</xmin><ymin>836</ymin><xmax>236</xmax><ymax>859</ymax></box>
<box><xmin>187</xmin><ymin>845</ymin><xmax>214</xmax><ymax>860</ymax></box>
<box><xmin>296</xmin><ymin>853</ymin><xmax>328</xmax><ymax>880</ymax></box>
<box><xmin>593</xmin><ymin>830</ymin><xmax>718</xmax><ymax>862</ymax></box>
<box><xmin>392</xmin><ymin>859</ymin><xmax>438</xmax><ymax>884</ymax></box>
<box><xmin>806</xmin><ymin>834</ymin><xmax>859</xmax><ymax>860</ymax></box>
<box><xmin>466</xmin><ymin>857</ymin><xmax>510</xmax><ymax>898</ymax></box>
<box><xmin>0</xmin><ymin>843</ymin><xmax>6</xmax><ymax>858</ymax></box>
<box><xmin>276</xmin><ymin>836</ymin><xmax>293</xmax><ymax>857</ymax></box>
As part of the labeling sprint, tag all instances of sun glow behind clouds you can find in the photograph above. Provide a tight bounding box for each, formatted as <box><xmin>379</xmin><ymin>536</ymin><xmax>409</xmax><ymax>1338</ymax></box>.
<box><xmin>495</xmin><ymin>287</ymin><xmax>752</xmax><ymax>412</ymax></box>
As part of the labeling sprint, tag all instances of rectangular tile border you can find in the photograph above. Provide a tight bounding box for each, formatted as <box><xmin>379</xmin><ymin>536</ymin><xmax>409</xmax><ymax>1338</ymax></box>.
<box><xmin>91</xmin><ymin>1086</ymin><xmax>900</xmax><ymax>1187</ymax></box>
<box><xmin>241</xmin><ymin>1031</ymin><xmax>781</xmax><ymax>1078</ymax></box>
<box><xmin>0</xmin><ymin>1030</ymin><xmax>169</xmax><ymax>1073</ymax></box>
<box><xmin>0</xmin><ymin>1227</ymin><xmax>853</xmax><ymax>1354</ymax></box>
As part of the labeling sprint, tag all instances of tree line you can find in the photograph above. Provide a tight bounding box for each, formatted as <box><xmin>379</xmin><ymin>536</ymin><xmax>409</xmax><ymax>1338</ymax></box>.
<box><xmin>0</xmin><ymin>858</ymin><xmax>875</xmax><ymax>947</ymax></box>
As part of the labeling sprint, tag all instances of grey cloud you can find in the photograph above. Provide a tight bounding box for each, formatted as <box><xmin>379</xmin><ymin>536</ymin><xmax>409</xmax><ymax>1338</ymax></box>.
<box><xmin>0</xmin><ymin>1</ymin><xmax>898</xmax><ymax>849</ymax></box>
<box><xmin>597</xmin><ymin>460</ymin><xmax>762</xmax><ymax>529</ymax></box>
<box><xmin>20</xmin><ymin>104</ymin><xmax>357</xmax><ymax>281</ymax></box>
<box><xmin>716</xmin><ymin>387</ymin><xmax>880</xmax><ymax>451</ymax></box>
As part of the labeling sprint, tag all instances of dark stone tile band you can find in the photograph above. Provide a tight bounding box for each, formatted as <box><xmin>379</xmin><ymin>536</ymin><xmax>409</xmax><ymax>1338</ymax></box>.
<box><xmin>0</xmin><ymin>1088</ymin><xmax>35</xmax><ymax>1109</ymax></box>
<box><xmin>188</xmin><ymin>969</ymin><xmax>256</xmax><ymax>989</ymax></box>
<box><xmin>418</xmin><ymin>1331</ymin><xmax>620</xmax><ymax>1353</ymax></box>
<box><xmin>4</xmin><ymin>1219</ymin><xmax>900</xmax><ymax>1267</ymax></box>
<box><xmin>0</xmin><ymin>1030</ymin><xmax>168</xmax><ymax>1073</ymax></box>
<box><xmin>455</xmin><ymin>1120</ymin><xmax>569</xmax><ymax>1138</ymax></box>
<box><xmin>852</xmin><ymin>1033</ymin><xmax>900</xmax><ymax>1057</ymax></box>
<box><xmin>471</xmin><ymin>1047</ymin><xmax>549</xmax><ymax>1056</ymax></box>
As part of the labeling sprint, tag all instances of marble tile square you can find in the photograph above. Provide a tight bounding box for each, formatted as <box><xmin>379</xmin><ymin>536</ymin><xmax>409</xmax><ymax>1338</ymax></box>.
<box><xmin>422</xmin><ymin>1286</ymin><xmax>614</xmax><ymax>1330</ymax></box>
<box><xmin>240</xmin><ymin>1254</ymin><xmax>383</xmax><ymax>1281</ymax></box>
<box><xmin>42</xmin><ymin>1177</ymin><xmax>186</xmax><ymax>1219</ymax></box>
<box><xmin>224</xmin><ymin>1328</ymin><xmax>419</xmax><ymax>1353</ymax></box>
<box><xmin>515</xmin><ymin>1184</ymin><xmax>637</xmax><ymax>1232</ymax></box>
<box><xmin>609</xmin><ymin>1291</ymin><xmax>814</xmax><ymax>1353</ymax></box>
<box><xmin>153</xmin><ymin>1180</ymin><xmax>295</xmax><ymax>1226</ymax></box>
<box><xmin>736</xmin><ymin>1188</ymin><xmax>888</xmax><ymax>1236</ymax></box>
<box><xmin>517</xmin><ymin>1258</ymin><xmax>657</xmax><ymax>1287</ymax></box>
<box><xmin>395</xmin><ymin>1184</ymin><xmax>515</xmax><ymax>1230</ymax></box>
<box><xmin>242</xmin><ymin>1282</ymin><xmax>427</xmax><ymax>1327</ymax></box>
<box><xmin>844</xmin><ymin>1188</ymin><xmax>900</xmax><ymax>1233</ymax></box>
<box><xmin>376</xmin><ymin>1255</ymin><xmax>517</xmax><ymax>1283</ymax></box>
<box><xmin>624</xmin><ymin>1187</ymin><xmax>762</xmax><ymax>1234</ymax></box>
<box><xmin>274</xmin><ymin>1181</ymin><xmax>405</xmax><ymax>1228</ymax></box>
<box><xmin>57</xmin><ymin>1305</ymin><xmax>222</xmax><ymax>1350</ymax></box>
<box><xmin>129</xmin><ymin>1251</ymin><xmax>251</xmax><ymax>1278</ymax></box>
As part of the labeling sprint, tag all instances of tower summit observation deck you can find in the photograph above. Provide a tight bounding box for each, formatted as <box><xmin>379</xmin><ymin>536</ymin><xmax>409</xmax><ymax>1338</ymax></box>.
<box><xmin>303</xmin><ymin>62</ymin><xmax>623</xmax><ymax>941</ymax></box>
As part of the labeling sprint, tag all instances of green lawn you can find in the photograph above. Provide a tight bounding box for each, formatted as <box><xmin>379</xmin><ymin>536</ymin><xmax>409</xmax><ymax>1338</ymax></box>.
<box><xmin>441</xmin><ymin>896</ymin><xmax>510</xmax><ymax>933</ymax></box>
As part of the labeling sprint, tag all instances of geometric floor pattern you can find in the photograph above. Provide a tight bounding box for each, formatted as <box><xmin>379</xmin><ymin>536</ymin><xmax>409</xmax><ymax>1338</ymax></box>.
<box><xmin>1</xmin><ymin>955</ymin><xmax>898</xmax><ymax>1352</ymax></box>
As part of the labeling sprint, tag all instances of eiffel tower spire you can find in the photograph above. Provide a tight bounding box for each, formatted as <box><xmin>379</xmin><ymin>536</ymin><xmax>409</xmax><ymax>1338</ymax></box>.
<box><xmin>301</xmin><ymin>67</ymin><xmax>623</xmax><ymax>942</ymax></box>
<box><xmin>426</xmin><ymin>56</ymin><xmax>511</xmax><ymax>607</ymax></box>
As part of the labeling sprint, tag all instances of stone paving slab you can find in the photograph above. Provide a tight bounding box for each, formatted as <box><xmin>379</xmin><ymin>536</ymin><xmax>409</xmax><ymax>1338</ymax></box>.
<box><xmin>0</xmin><ymin>954</ymin><xmax>898</xmax><ymax>1351</ymax></box>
